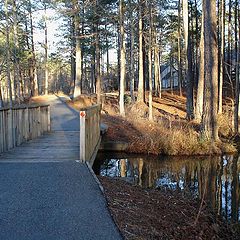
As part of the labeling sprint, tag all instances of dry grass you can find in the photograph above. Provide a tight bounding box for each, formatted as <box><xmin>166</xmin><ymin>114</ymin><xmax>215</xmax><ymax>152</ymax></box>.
<box><xmin>122</xmin><ymin>117</ymin><xmax>236</xmax><ymax>155</ymax></box>
<box><xmin>65</xmin><ymin>92</ymin><xmax>237</xmax><ymax>156</ymax></box>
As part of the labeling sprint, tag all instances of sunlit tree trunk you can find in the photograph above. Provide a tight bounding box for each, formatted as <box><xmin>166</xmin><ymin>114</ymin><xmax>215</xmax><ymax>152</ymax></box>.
<box><xmin>137</xmin><ymin>0</ymin><xmax>144</xmax><ymax>102</ymax></box>
<box><xmin>202</xmin><ymin>0</ymin><xmax>219</xmax><ymax>141</ymax></box>
<box><xmin>95</xmin><ymin>1</ymin><xmax>101</xmax><ymax>104</ymax></box>
<box><xmin>26</xmin><ymin>0</ymin><xmax>38</xmax><ymax>97</ymax></box>
<box><xmin>148</xmin><ymin>1</ymin><xmax>153</xmax><ymax>121</ymax></box>
<box><xmin>105</xmin><ymin>24</ymin><xmax>110</xmax><ymax>87</ymax></box>
<box><xmin>119</xmin><ymin>0</ymin><xmax>125</xmax><ymax>116</ymax></box>
<box><xmin>5</xmin><ymin>0</ymin><xmax>13</xmax><ymax>107</ymax></box>
<box><xmin>13</xmin><ymin>0</ymin><xmax>21</xmax><ymax>103</ymax></box>
<box><xmin>170</xmin><ymin>55</ymin><xmax>174</xmax><ymax>95</ymax></box>
<box><xmin>227</xmin><ymin>0</ymin><xmax>232</xmax><ymax>82</ymax></box>
<box><xmin>195</xmin><ymin>13</ymin><xmax>204</xmax><ymax>121</ymax></box>
<box><xmin>69</xmin><ymin>11</ymin><xmax>76</xmax><ymax>96</ymax></box>
<box><xmin>218</xmin><ymin>0</ymin><xmax>225</xmax><ymax>114</ymax></box>
<box><xmin>183</xmin><ymin>0</ymin><xmax>194</xmax><ymax>119</ymax></box>
<box><xmin>234</xmin><ymin>0</ymin><xmax>239</xmax><ymax>133</ymax></box>
<box><xmin>178</xmin><ymin>0</ymin><xmax>182</xmax><ymax>96</ymax></box>
<box><xmin>130</xmin><ymin>0</ymin><xmax>135</xmax><ymax>102</ymax></box>
<box><xmin>44</xmin><ymin>3</ymin><xmax>48</xmax><ymax>95</ymax></box>
<box><xmin>194</xmin><ymin>0</ymin><xmax>199</xmax><ymax>86</ymax></box>
<box><xmin>73</xmin><ymin>0</ymin><xmax>82</xmax><ymax>98</ymax></box>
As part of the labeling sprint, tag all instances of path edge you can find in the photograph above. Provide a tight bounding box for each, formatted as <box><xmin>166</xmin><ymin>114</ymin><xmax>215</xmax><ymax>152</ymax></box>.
<box><xmin>85</xmin><ymin>162</ymin><xmax>124</xmax><ymax>239</ymax></box>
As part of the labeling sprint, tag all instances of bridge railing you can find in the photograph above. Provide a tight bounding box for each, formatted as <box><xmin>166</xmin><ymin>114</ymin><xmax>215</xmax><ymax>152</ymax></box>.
<box><xmin>79</xmin><ymin>104</ymin><xmax>101</xmax><ymax>166</ymax></box>
<box><xmin>0</xmin><ymin>105</ymin><xmax>50</xmax><ymax>154</ymax></box>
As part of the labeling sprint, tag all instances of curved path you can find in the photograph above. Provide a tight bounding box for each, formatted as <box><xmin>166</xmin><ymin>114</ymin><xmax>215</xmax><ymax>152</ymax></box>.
<box><xmin>0</xmin><ymin>95</ymin><xmax>122</xmax><ymax>240</ymax></box>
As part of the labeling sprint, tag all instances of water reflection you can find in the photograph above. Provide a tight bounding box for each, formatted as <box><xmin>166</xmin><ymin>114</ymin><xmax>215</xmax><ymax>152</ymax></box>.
<box><xmin>93</xmin><ymin>153</ymin><xmax>240</xmax><ymax>223</ymax></box>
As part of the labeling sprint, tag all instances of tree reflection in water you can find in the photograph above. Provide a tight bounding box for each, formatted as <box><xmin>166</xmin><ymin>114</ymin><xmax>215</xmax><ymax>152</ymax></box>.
<box><xmin>94</xmin><ymin>153</ymin><xmax>240</xmax><ymax>222</ymax></box>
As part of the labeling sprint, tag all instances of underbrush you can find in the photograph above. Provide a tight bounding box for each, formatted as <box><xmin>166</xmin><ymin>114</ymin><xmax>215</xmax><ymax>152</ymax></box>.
<box><xmin>65</xmin><ymin>93</ymin><xmax>237</xmax><ymax>156</ymax></box>
<box><xmin>125</xmin><ymin>117</ymin><xmax>236</xmax><ymax>155</ymax></box>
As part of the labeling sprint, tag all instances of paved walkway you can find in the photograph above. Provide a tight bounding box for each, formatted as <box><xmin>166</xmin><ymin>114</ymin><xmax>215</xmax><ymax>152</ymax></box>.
<box><xmin>0</xmin><ymin>96</ymin><xmax>122</xmax><ymax>240</ymax></box>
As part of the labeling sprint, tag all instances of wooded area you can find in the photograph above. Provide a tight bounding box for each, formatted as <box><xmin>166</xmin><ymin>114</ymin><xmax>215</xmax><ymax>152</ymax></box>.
<box><xmin>0</xmin><ymin>0</ymin><xmax>240</xmax><ymax>143</ymax></box>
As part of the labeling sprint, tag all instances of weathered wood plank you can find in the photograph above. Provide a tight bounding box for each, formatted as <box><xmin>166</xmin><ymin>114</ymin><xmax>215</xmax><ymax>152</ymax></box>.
<box><xmin>0</xmin><ymin>105</ymin><xmax>50</xmax><ymax>154</ymax></box>
<box><xmin>0</xmin><ymin>131</ymin><xmax>80</xmax><ymax>162</ymax></box>
<box><xmin>79</xmin><ymin>104</ymin><xmax>101</xmax><ymax>165</ymax></box>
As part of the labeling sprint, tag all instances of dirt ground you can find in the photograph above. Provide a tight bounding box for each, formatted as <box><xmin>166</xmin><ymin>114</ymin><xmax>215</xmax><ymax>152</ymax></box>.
<box><xmin>99</xmin><ymin>176</ymin><xmax>240</xmax><ymax>240</ymax></box>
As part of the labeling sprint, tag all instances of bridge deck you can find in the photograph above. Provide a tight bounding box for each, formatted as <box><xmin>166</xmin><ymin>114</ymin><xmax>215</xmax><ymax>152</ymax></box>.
<box><xmin>0</xmin><ymin>96</ymin><xmax>121</xmax><ymax>240</ymax></box>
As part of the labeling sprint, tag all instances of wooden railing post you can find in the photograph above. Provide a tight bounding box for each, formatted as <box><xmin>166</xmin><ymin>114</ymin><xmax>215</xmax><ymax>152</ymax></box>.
<box><xmin>80</xmin><ymin>110</ymin><xmax>86</xmax><ymax>162</ymax></box>
<box><xmin>47</xmin><ymin>105</ymin><xmax>51</xmax><ymax>132</ymax></box>
<box><xmin>79</xmin><ymin>104</ymin><xmax>102</xmax><ymax>165</ymax></box>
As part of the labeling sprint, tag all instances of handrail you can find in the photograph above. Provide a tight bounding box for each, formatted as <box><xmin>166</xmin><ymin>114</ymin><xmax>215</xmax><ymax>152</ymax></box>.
<box><xmin>79</xmin><ymin>104</ymin><xmax>101</xmax><ymax>166</ymax></box>
<box><xmin>0</xmin><ymin>105</ymin><xmax>50</xmax><ymax>154</ymax></box>
<box><xmin>0</xmin><ymin>104</ymin><xmax>50</xmax><ymax>111</ymax></box>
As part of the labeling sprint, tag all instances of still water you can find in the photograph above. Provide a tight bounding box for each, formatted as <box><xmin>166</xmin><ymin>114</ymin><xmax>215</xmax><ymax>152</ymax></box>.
<box><xmin>93</xmin><ymin>152</ymin><xmax>240</xmax><ymax>223</ymax></box>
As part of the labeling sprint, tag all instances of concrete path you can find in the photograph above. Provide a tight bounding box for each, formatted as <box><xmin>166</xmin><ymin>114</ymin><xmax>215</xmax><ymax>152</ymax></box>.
<box><xmin>0</xmin><ymin>95</ymin><xmax>122</xmax><ymax>240</ymax></box>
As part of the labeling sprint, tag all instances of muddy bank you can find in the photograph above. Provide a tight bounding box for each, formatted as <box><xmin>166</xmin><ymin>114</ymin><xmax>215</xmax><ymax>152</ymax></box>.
<box><xmin>99</xmin><ymin>176</ymin><xmax>240</xmax><ymax>240</ymax></box>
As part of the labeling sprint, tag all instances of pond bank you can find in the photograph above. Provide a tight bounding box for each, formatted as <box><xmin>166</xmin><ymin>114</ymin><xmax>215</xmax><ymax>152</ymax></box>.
<box><xmin>99</xmin><ymin>176</ymin><xmax>240</xmax><ymax>240</ymax></box>
<box><xmin>65</xmin><ymin>93</ymin><xmax>237</xmax><ymax>156</ymax></box>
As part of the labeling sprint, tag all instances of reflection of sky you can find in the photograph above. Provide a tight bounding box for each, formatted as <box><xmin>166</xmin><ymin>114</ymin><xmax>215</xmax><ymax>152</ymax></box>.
<box><xmin>100</xmin><ymin>159</ymin><xmax>120</xmax><ymax>177</ymax></box>
<box><xmin>98</xmin><ymin>155</ymin><xmax>240</xmax><ymax>223</ymax></box>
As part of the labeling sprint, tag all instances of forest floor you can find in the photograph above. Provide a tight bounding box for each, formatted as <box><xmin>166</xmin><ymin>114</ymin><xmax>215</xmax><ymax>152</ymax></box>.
<box><xmin>99</xmin><ymin>176</ymin><xmax>240</xmax><ymax>240</ymax></box>
<box><xmin>66</xmin><ymin>91</ymin><xmax>237</xmax><ymax>155</ymax></box>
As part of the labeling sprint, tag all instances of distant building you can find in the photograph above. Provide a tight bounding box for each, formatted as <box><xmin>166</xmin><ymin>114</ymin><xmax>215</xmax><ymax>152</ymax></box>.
<box><xmin>161</xmin><ymin>65</ymin><xmax>178</xmax><ymax>89</ymax></box>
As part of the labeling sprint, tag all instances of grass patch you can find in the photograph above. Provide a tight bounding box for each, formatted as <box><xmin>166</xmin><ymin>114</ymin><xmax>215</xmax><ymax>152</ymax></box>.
<box><xmin>65</xmin><ymin>92</ymin><xmax>237</xmax><ymax>156</ymax></box>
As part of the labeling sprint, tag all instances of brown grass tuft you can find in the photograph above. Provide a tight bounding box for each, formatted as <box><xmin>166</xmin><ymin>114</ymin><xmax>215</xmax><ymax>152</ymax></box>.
<box><xmin>65</xmin><ymin>92</ymin><xmax>237</xmax><ymax>156</ymax></box>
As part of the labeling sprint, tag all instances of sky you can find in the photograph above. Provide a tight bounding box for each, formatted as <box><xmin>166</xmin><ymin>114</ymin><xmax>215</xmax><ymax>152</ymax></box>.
<box><xmin>32</xmin><ymin>9</ymin><xmax>62</xmax><ymax>55</ymax></box>
<box><xmin>32</xmin><ymin>8</ymin><xmax>117</xmax><ymax>64</ymax></box>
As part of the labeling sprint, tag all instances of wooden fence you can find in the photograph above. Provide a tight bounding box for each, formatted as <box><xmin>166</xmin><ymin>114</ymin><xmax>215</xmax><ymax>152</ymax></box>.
<box><xmin>80</xmin><ymin>104</ymin><xmax>101</xmax><ymax>166</ymax></box>
<box><xmin>0</xmin><ymin>105</ymin><xmax>50</xmax><ymax>154</ymax></box>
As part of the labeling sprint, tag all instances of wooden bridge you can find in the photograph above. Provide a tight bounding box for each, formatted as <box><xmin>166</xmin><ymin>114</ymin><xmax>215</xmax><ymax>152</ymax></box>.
<box><xmin>0</xmin><ymin>97</ymin><xmax>101</xmax><ymax>166</ymax></box>
<box><xmin>0</xmin><ymin>95</ymin><xmax>121</xmax><ymax>240</ymax></box>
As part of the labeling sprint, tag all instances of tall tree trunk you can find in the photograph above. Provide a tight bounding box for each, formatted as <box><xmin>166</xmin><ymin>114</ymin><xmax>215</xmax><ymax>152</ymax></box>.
<box><xmin>148</xmin><ymin>1</ymin><xmax>153</xmax><ymax>121</ymax></box>
<box><xmin>119</xmin><ymin>0</ymin><xmax>125</xmax><ymax>116</ymax></box>
<box><xmin>178</xmin><ymin>0</ymin><xmax>183</xmax><ymax>96</ymax></box>
<box><xmin>73</xmin><ymin>0</ymin><xmax>82</xmax><ymax>98</ymax></box>
<box><xmin>95</xmin><ymin>1</ymin><xmax>101</xmax><ymax>104</ymax></box>
<box><xmin>137</xmin><ymin>0</ymin><xmax>144</xmax><ymax>102</ymax></box>
<box><xmin>195</xmin><ymin>13</ymin><xmax>204</xmax><ymax>121</ymax></box>
<box><xmin>227</xmin><ymin>0</ymin><xmax>232</xmax><ymax>82</ymax></box>
<box><xmin>234</xmin><ymin>0</ymin><xmax>239</xmax><ymax>133</ymax></box>
<box><xmin>44</xmin><ymin>3</ymin><xmax>48</xmax><ymax>95</ymax></box>
<box><xmin>130</xmin><ymin>1</ymin><xmax>135</xmax><ymax>102</ymax></box>
<box><xmin>183</xmin><ymin>0</ymin><xmax>194</xmax><ymax>119</ymax></box>
<box><xmin>91</xmin><ymin>47</ymin><xmax>95</xmax><ymax>93</ymax></box>
<box><xmin>13</xmin><ymin>0</ymin><xmax>21</xmax><ymax>103</ymax></box>
<box><xmin>218</xmin><ymin>0</ymin><xmax>225</xmax><ymax>114</ymax></box>
<box><xmin>5</xmin><ymin>0</ymin><xmax>13</xmax><ymax>107</ymax></box>
<box><xmin>170</xmin><ymin>55</ymin><xmax>174</xmax><ymax>95</ymax></box>
<box><xmin>154</xmin><ymin>46</ymin><xmax>159</xmax><ymax>96</ymax></box>
<box><xmin>202</xmin><ymin>0</ymin><xmax>219</xmax><ymax>141</ymax></box>
<box><xmin>70</xmin><ymin>15</ymin><xmax>76</xmax><ymax>97</ymax></box>
<box><xmin>105</xmin><ymin>24</ymin><xmax>110</xmax><ymax>88</ymax></box>
<box><xmin>194</xmin><ymin>0</ymin><xmax>199</xmax><ymax>86</ymax></box>
<box><xmin>27</xmin><ymin>0</ymin><xmax>38</xmax><ymax>97</ymax></box>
